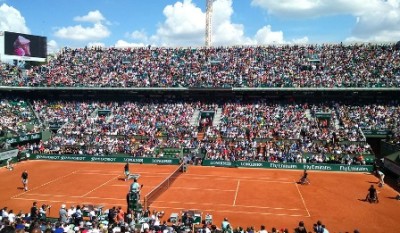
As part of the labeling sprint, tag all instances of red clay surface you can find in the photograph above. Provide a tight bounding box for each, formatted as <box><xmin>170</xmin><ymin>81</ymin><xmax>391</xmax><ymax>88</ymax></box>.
<box><xmin>1</xmin><ymin>160</ymin><xmax>400</xmax><ymax>232</ymax></box>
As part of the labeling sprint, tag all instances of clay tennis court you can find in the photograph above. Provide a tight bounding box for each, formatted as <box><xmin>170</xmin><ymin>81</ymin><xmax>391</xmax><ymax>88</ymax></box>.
<box><xmin>1</xmin><ymin>160</ymin><xmax>399</xmax><ymax>232</ymax></box>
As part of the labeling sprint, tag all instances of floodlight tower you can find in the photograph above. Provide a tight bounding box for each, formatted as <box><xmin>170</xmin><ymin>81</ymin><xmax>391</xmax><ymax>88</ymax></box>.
<box><xmin>205</xmin><ymin>0</ymin><xmax>215</xmax><ymax>47</ymax></box>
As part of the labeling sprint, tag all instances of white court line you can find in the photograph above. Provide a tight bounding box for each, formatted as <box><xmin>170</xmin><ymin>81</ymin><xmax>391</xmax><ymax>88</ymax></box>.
<box><xmin>179</xmin><ymin>174</ymin><xmax>291</xmax><ymax>181</ymax></box>
<box><xmin>82</xmin><ymin>196</ymin><xmax>126</xmax><ymax>201</ymax></box>
<box><xmin>167</xmin><ymin>187</ymin><xmax>235</xmax><ymax>192</ymax></box>
<box><xmin>81</xmin><ymin>175</ymin><xmax>120</xmax><ymax>197</ymax></box>
<box><xmin>12</xmin><ymin>197</ymin><xmax>125</xmax><ymax>206</ymax></box>
<box><xmin>233</xmin><ymin>180</ymin><xmax>240</xmax><ymax>206</ymax></box>
<box><xmin>23</xmin><ymin>193</ymin><xmax>83</xmax><ymax>198</ymax></box>
<box><xmin>151</xmin><ymin>200</ymin><xmax>304</xmax><ymax>211</ymax></box>
<box><xmin>110</xmin><ymin>184</ymin><xmax>236</xmax><ymax>193</ymax></box>
<box><xmin>150</xmin><ymin>205</ymin><xmax>309</xmax><ymax>218</ymax></box>
<box><xmin>172</xmin><ymin>176</ymin><xmax>293</xmax><ymax>183</ymax></box>
<box><xmin>110</xmin><ymin>184</ymin><xmax>235</xmax><ymax>192</ymax></box>
<box><xmin>20</xmin><ymin>193</ymin><xmax>126</xmax><ymax>201</ymax></box>
<box><xmin>73</xmin><ymin>173</ymin><xmax>122</xmax><ymax>176</ymax></box>
<box><xmin>294</xmin><ymin>180</ymin><xmax>311</xmax><ymax>217</ymax></box>
<box><xmin>74</xmin><ymin>172</ymin><xmax>168</xmax><ymax>178</ymax></box>
<box><xmin>11</xmin><ymin>170</ymin><xmax>79</xmax><ymax>199</ymax></box>
<box><xmin>76</xmin><ymin>170</ymin><xmax>171</xmax><ymax>175</ymax></box>
<box><xmin>63</xmin><ymin>171</ymin><xmax>293</xmax><ymax>183</ymax></box>
<box><xmin>242</xmin><ymin>179</ymin><xmax>294</xmax><ymax>184</ymax></box>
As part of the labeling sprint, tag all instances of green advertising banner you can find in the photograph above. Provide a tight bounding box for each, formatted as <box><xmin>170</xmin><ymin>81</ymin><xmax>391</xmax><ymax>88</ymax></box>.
<box><xmin>3</xmin><ymin>133</ymin><xmax>42</xmax><ymax>144</ymax></box>
<box><xmin>32</xmin><ymin>154</ymin><xmax>180</xmax><ymax>165</ymax></box>
<box><xmin>30</xmin><ymin>155</ymin><xmax>372</xmax><ymax>172</ymax></box>
<box><xmin>202</xmin><ymin>159</ymin><xmax>373</xmax><ymax>172</ymax></box>
<box><xmin>362</xmin><ymin>129</ymin><xmax>389</xmax><ymax>138</ymax></box>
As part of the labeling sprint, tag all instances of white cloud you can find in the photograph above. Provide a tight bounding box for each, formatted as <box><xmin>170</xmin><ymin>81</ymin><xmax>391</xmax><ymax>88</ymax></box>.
<box><xmin>349</xmin><ymin>1</ymin><xmax>400</xmax><ymax>42</ymax></box>
<box><xmin>114</xmin><ymin>40</ymin><xmax>146</xmax><ymax>48</ymax></box>
<box><xmin>74</xmin><ymin>10</ymin><xmax>105</xmax><ymax>23</ymax></box>
<box><xmin>47</xmin><ymin>40</ymin><xmax>59</xmax><ymax>54</ymax></box>
<box><xmin>55</xmin><ymin>23</ymin><xmax>110</xmax><ymax>41</ymax></box>
<box><xmin>129</xmin><ymin>30</ymin><xmax>150</xmax><ymax>44</ymax></box>
<box><xmin>153</xmin><ymin>0</ymin><xmax>205</xmax><ymax>46</ymax></box>
<box><xmin>251</xmin><ymin>0</ymin><xmax>363</xmax><ymax>18</ymax></box>
<box><xmin>291</xmin><ymin>36</ymin><xmax>309</xmax><ymax>44</ymax></box>
<box><xmin>0</xmin><ymin>3</ymin><xmax>30</xmax><ymax>34</ymax></box>
<box><xmin>128</xmin><ymin>0</ymin><xmax>286</xmax><ymax>47</ymax></box>
<box><xmin>251</xmin><ymin>0</ymin><xmax>400</xmax><ymax>42</ymax></box>
<box><xmin>254</xmin><ymin>25</ymin><xmax>284</xmax><ymax>44</ymax></box>
<box><xmin>54</xmin><ymin>11</ymin><xmax>110</xmax><ymax>41</ymax></box>
<box><xmin>211</xmin><ymin>0</ymin><xmax>255</xmax><ymax>46</ymax></box>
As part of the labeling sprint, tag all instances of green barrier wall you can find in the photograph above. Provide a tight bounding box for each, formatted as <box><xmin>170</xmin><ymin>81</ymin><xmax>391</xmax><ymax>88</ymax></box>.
<box><xmin>31</xmin><ymin>155</ymin><xmax>372</xmax><ymax>172</ymax></box>
<box><xmin>32</xmin><ymin>154</ymin><xmax>180</xmax><ymax>165</ymax></box>
<box><xmin>202</xmin><ymin>159</ymin><xmax>373</xmax><ymax>172</ymax></box>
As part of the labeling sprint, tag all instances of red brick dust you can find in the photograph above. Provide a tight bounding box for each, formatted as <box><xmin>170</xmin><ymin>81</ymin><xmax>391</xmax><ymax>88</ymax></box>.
<box><xmin>0</xmin><ymin>160</ymin><xmax>399</xmax><ymax>232</ymax></box>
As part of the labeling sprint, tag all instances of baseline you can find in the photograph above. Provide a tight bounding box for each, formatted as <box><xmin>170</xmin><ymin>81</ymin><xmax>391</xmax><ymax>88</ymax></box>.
<box><xmin>11</xmin><ymin>170</ymin><xmax>79</xmax><ymax>199</ymax></box>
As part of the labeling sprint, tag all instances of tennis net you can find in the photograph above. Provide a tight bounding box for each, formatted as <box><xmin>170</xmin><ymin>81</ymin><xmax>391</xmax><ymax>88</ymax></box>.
<box><xmin>143</xmin><ymin>163</ymin><xmax>184</xmax><ymax>210</ymax></box>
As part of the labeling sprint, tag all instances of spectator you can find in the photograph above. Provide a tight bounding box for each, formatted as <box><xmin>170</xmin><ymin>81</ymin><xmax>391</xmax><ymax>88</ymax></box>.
<box><xmin>59</xmin><ymin>204</ymin><xmax>68</xmax><ymax>223</ymax></box>
<box><xmin>221</xmin><ymin>217</ymin><xmax>230</xmax><ymax>232</ymax></box>
<box><xmin>294</xmin><ymin>221</ymin><xmax>307</xmax><ymax>233</ymax></box>
<box><xmin>74</xmin><ymin>205</ymin><xmax>83</xmax><ymax>226</ymax></box>
<box><xmin>67</xmin><ymin>205</ymin><xmax>76</xmax><ymax>223</ymax></box>
<box><xmin>258</xmin><ymin>225</ymin><xmax>268</xmax><ymax>233</ymax></box>
<box><xmin>30</xmin><ymin>202</ymin><xmax>38</xmax><ymax>221</ymax></box>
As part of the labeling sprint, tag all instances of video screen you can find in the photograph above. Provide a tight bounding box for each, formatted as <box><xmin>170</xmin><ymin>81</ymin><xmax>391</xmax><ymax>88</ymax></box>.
<box><xmin>4</xmin><ymin>31</ymin><xmax>47</xmax><ymax>58</ymax></box>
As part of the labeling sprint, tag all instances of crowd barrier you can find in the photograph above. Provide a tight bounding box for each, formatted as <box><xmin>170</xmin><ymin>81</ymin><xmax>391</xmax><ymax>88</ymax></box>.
<box><xmin>201</xmin><ymin>159</ymin><xmax>373</xmax><ymax>172</ymax></box>
<box><xmin>31</xmin><ymin>154</ymin><xmax>180</xmax><ymax>165</ymax></box>
<box><xmin>31</xmin><ymin>154</ymin><xmax>373</xmax><ymax>172</ymax></box>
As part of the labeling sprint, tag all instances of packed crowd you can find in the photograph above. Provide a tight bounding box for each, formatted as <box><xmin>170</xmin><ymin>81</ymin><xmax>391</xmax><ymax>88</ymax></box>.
<box><xmin>1</xmin><ymin>44</ymin><xmax>400</xmax><ymax>88</ymax></box>
<box><xmin>0</xmin><ymin>203</ymin><xmax>362</xmax><ymax>233</ymax></box>
<box><xmin>29</xmin><ymin>100</ymin><xmax>200</xmax><ymax>155</ymax></box>
<box><xmin>0</xmin><ymin>99</ymin><xmax>41</xmax><ymax>138</ymax></box>
<box><xmin>2</xmin><ymin>97</ymin><xmax>398</xmax><ymax>165</ymax></box>
<box><xmin>199</xmin><ymin>101</ymin><xmax>374</xmax><ymax>164</ymax></box>
<box><xmin>337</xmin><ymin>103</ymin><xmax>400</xmax><ymax>143</ymax></box>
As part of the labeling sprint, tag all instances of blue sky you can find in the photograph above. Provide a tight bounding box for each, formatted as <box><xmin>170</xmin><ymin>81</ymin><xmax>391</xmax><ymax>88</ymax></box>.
<box><xmin>0</xmin><ymin>0</ymin><xmax>399</xmax><ymax>52</ymax></box>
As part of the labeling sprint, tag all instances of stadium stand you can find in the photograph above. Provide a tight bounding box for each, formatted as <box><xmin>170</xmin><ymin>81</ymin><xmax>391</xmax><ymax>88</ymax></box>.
<box><xmin>1</xmin><ymin>43</ymin><xmax>400</xmax><ymax>233</ymax></box>
<box><xmin>0</xmin><ymin>44</ymin><xmax>399</xmax><ymax>88</ymax></box>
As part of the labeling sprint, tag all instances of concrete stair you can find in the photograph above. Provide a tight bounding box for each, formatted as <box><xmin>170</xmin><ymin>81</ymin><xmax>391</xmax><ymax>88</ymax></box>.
<box><xmin>212</xmin><ymin>108</ymin><xmax>223</xmax><ymax>126</ymax></box>
<box><xmin>190</xmin><ymin>110</ymin><xmax>200</xmax><ymax>126</ymax></box>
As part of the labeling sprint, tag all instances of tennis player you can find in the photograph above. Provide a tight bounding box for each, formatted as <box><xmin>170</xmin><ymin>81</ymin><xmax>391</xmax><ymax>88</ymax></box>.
<box><xmin>299</xmin><ymin>169</ymin><xmax>310</xmax><ymax>185</ymax></box>
<box><xmin>21</xmin><ymin>170</ymin><xmax>28</xmax><ymax>191</ymax></box>
<box><xmin>124</xmin><ymin>162</ymin><xmax>130</xmax><ymax>181</ymax></box>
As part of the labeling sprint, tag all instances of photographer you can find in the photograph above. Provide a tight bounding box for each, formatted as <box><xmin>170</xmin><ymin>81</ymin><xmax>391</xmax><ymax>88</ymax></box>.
<box><xmin>39</xmin><ymin>204</ymin><xmax>51</xmax><ymax>221</ymax></box>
